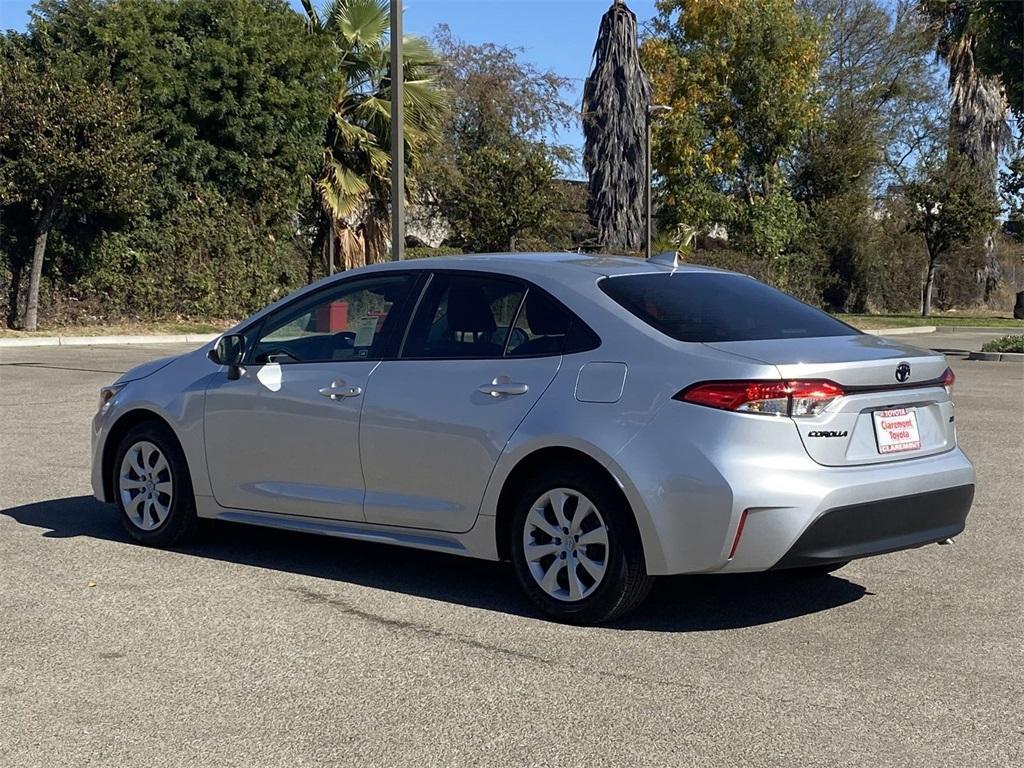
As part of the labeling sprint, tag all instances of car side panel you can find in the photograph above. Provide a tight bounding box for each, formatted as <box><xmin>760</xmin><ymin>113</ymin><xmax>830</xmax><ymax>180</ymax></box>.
<box><xmin>360</xmin><ymin>356</ymin><xmax>561</xmax><ymax>532</ymax></box>
<box><xmin>91</xmin><ymin>347</ymin><xmax>216</xmax><ymax>504</ymax></box>
<box><xmin>475</xmin><ymin>341</ymin><xmax>783</xmax><ymax>572</ymax></box>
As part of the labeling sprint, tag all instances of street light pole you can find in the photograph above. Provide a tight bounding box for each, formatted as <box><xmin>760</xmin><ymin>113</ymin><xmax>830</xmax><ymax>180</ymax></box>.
<box><xmin>390</xmin><ymin>0</ymin><xmax>404</xmax><ymax>261</ymax></box>
<box><xmin>645</xmin><ymin>104</ymin><xmax>672</xmax><ymax>259</ymax></box>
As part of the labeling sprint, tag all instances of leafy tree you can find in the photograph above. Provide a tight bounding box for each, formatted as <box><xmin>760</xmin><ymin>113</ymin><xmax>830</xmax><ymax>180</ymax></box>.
<box><xmin>642</xmin><ymin>0</ymin><xmax>824</xmax><ymax>269</ymax></box>
<box><xmin>900</xmin><ymin>150</ymin><xmax>999</xmax><ymax>316</ymax></box>
<box><xmin>795</xmin><ymin>0</ymin><xmax>939</xmax><ymax>311</ymax></box>
<box><xmin>798</xmin><ymin>0</ymin><xmax>938</xmax><ymax>200</ymax></box>
<box><xmin>582</xmin><ymin>1</ymin><xmax>650</xmax><ymax>252</ymax></box>
<box><xmin>432</xmin><ymin>26</ymin><xmax>575</xmax><ymax>152</ymax></box>
<box><xmin>301</xmin><ymin>0</ymin><xmax>446</xmax><ymax>267</ymax></box>
<box><xmin>1000</xmin><ymin>145</ymin><xmax>1024</xmax><ymax>243</ymax></box>
<box><xmin>27</xmin><ymin>0</ymin><xmax>331</xmax><ymax>223</ymax></box>
<box><xmin>422</xmin><ymin>27</ymin><xmax>576</xmax><ymax>253</ymax></box>
<box><xmin>1</xmin><ymin>0</ymin><xmax>333</xmax><ymax>326</ymax></box>
<box><xmin>432</xmin><ymin>142</ymin><xmax>561</xmax><ymax>253</ymax></box>
<box><xmin>921</xmin><ymin>0</ymin><xmax>1013</xmax><ymax>300</ymax></box>
<box><xmin>0</xmin><ymin>42</ymin><xmax>147</xmax><ymax>330</ymax></box>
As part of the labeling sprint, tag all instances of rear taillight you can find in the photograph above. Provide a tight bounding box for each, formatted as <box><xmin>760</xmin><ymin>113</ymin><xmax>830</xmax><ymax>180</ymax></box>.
<box><xmin>675</xmin><ymin>380</ymin><xmax>844</xmax><ymax>418</ymax></box>
<box><xmin>942</xmin><ymin>367</ymin><xmax>955</xmax><ymax>395</ymax></box>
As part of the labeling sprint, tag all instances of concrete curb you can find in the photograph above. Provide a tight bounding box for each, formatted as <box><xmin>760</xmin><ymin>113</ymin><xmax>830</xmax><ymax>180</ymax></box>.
<box><xmin>934</xmin><ymin>325</ymin><xmax>1024</xmax><ymax>333</ymax></box>
<box><xmin>864</xmin><ymin>326</ymin><xmax>936</xmax><ymax>336</ymax></box>
<box><xmin>863</xmin><ymin>325</ymin><xmax>1023</xmax><ymax>336</ymax></box>
<box><xmin>967</xmin><ymin>351</ymin><xmax>1024</xmax><ymax>363</ymax></box>
<box><xmin>0</xmin><ymin>333</ymin><xmax>218</xmax><ymax>349</ymax></box>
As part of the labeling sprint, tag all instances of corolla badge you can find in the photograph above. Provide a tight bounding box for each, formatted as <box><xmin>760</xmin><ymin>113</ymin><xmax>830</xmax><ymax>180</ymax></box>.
<box><xmin>895</xmin><ymin>361</ymin><xmax>911</xmax><ymax>383</ymax></box>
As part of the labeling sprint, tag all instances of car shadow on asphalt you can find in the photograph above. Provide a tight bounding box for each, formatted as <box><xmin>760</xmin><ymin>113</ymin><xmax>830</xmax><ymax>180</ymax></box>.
<box><xmin>2</xmin><ymin>495</ymin><xmax>868</xmax><ymax>632</ymax></box>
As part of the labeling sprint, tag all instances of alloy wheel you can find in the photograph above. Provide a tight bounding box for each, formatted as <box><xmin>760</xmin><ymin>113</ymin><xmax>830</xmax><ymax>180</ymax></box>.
<box><xmin>522</xmin><ymin>488</ymin><xmax>609</xmax><ymax>602</ymax></box>
<box><xmin>119</xmin><ymin>440</ymin><xmax>173</xmax><ymax>531</ymax></box>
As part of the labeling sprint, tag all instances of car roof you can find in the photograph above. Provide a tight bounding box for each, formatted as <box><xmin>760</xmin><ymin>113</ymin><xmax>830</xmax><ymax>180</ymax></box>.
<box><xmin>231</xmin><ymin>253</ymin><xmax>737</xmax><ymax>337</ymax></box>
<box><xmin>363</xmin><ymin>252</ymin><xmax>729</xmax><ymax>286</ymax></box>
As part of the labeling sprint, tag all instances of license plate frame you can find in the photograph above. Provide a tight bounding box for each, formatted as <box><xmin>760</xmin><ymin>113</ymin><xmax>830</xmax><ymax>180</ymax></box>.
<box><xmin>873</xmin><ymin>407</ymin><xmax>922</xmax><ymax>454</ymax></box>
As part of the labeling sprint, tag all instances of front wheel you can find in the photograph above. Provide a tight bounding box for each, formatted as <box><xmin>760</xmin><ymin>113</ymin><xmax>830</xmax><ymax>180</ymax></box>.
<box><xmin>509</xmin><ymin>470</ymin><xmax>653</xmax><ymax>624</ymax></box>
<box><xmin>113</xmin><ymin>421</ymin><xmax>198</xmax><ymax>547</ymax></box>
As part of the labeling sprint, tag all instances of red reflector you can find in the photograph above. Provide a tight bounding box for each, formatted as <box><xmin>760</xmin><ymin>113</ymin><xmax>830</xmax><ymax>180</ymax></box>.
<box><xmin>728</xmin><ymin>509</ymin><xmax>748</xmax><ymax>559</ymax></box>
<box><xmin>942</xmin><ymin>367</ymin><xmax>955</xmax><ymax>389</ymax></box>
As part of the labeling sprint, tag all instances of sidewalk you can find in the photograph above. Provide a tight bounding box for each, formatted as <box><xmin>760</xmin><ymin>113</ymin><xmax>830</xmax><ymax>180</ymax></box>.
<box><xmin>0</xmin><ymin>332</ymin><xmax>218</xmax><ymax>348</ymax></box>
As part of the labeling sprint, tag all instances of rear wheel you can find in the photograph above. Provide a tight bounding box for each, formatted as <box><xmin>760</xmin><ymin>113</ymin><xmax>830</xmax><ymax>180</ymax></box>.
<box><xmin>509</xmin><ymin>469</ymin><xmax>653</xmax><ymax>624</ymax></box>
<box><xmin>113</xmin><ymin>421</ymin><xmax>198</xmax><ymax>547</ymax></box>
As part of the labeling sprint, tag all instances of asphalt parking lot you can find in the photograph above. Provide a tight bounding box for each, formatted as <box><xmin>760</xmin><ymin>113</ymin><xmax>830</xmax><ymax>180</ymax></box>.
<box><xmin>1</xmin><ymin>334</ymin><xmax>1022</xmax><ymax>767</ymax></box>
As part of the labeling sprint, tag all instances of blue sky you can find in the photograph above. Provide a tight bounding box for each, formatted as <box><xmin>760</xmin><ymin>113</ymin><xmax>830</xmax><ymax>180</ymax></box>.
<box><xmin>1</xmin><ymin>0</ymin><xmax>660</xmax><ymax>159</ymax></box>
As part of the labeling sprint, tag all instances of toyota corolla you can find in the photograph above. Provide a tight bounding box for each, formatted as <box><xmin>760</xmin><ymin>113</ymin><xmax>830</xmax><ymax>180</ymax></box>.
<box><xmin>91</xmin><ymin>253</ymin><xmax>975</xmax><ymax>623</ymax></box>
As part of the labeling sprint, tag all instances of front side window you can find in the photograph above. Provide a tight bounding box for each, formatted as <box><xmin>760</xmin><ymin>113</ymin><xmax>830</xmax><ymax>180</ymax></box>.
<box><xmin>600</xmin><ymin>272</ymin><xmax>859</xmax><ymax>342</ymax></box>
<box><xmin>251</xmin><ymin>274</ymin><xmax>415</xmax><ymax>364</ymax></box>
<box><xmin>402</xmin><ymin>274</ymin><xmax>525</xmax><ymax>359</ymax></box>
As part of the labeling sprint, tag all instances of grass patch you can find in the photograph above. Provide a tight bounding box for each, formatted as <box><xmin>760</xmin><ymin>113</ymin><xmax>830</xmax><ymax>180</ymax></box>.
<box><xmin>0</xmin><ymin>319</ymin><xmax>234</xmax><ymax>338</ymax></box>
<box><xmin>838</xmin><ymin>313</ymin><xmax>1024</xmax><ymax>330</ymax></box>
<box><xmin>981</xmin><ymin>334</ymin><xmax>1024</xmax><ymax>353</ymax></box>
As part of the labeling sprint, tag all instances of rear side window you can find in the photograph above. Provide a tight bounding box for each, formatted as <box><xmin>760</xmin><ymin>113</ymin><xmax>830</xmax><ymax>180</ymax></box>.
<box><xmin>600</xmin><ymin>272</ymin><xmax>858</xmax><ymax>342</ymax></box>
<box><xmin>402</xmin><ymin>274</ymin><xmax>525</xmax><ymax>358</ymax></box>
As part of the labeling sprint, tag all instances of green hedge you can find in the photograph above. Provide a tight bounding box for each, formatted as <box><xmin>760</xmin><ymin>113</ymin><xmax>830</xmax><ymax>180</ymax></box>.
<box><xmin>404</xmin><ymin>246</ymin><xmax>465</xmax><ymax>260</ymax></box>
<box><xmin>981</xmin><ymin>334</ymin><xmax>1024</xmax><ymax>353</ymax></box>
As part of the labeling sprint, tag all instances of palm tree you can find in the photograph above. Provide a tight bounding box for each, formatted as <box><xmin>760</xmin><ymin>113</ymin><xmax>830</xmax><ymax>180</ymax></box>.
<box><xmin>302</xmin><ymin>0</ymin><xmax>445</xmax><ymax>268</ymax></box>
<box><xmin>922</xmin><ymin>0</ymin><xmax>1011</xmax><ymax>298</ymax></box>
<box><xmin>924</xmin><ymin>0</ymin><xmax>1011</xmax><ymax>164</ymax></box>
<box><xmin>582</xmin><ymin>0</ymin><xmax>650</xmax><ymax>253</ymax></box>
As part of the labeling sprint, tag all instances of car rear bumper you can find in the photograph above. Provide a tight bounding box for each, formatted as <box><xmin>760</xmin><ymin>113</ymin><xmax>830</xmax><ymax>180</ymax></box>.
<box><xmin>612</xmin><ymin>399</ymin><xmax>976</xmax><ymax>575</ymax></box>
<box><xmin>769</xmin><ymin>484</ymin><xmax>974</xmax><ymax>570</ymax></box>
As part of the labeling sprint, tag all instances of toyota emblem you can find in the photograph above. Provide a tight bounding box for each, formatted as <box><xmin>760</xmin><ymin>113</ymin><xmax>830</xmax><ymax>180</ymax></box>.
<box><xmin>895</xmin><ymin>362</ymin><xmax>911</xmax><ymax>383</ymax></box>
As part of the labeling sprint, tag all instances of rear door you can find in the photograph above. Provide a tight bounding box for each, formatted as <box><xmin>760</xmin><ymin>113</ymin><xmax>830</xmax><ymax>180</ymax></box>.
<box><xmin>359</xmin><ymin>273</ymin><xmax>569</xmax><ymax>532</ymax></box>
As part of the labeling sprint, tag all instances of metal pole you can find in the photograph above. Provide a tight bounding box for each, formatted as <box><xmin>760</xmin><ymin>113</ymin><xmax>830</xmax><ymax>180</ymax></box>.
<box><xmin>390</xmin><ymin>0</ymin><xmax>405</xmax><ymax>261</ymax></box>
<box><xmin>645</xmin><ymin>105</ymin><xmax>671</xmax><ymax>259</ymax></box>
<box><xmin>645</xmin><ymin>110</ymin><xmax>652</xmax><ymax>259</ymax></box>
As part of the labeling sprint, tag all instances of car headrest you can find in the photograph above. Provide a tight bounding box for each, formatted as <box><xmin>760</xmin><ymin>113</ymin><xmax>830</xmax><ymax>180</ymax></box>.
<box><xmin>525</xmin><ymin>292</ymin><xmax>569</xmax><ymax>336</ymax></box>
<box><xmin>447</xmin><ymin>285</ymin><xmax>497</xmax><ymax>334</ymax></box>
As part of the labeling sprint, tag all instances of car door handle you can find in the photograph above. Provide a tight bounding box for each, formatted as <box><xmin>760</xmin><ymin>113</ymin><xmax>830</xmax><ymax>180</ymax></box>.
<box><xmin>477</xmin><ymin>377</ymin><xmax>529</xmax><ymax>398</ymax></box>
<box><xmin>319</xmin><ymin>382</ymin><xmax>363</xmax><ymax>400</ymax></box>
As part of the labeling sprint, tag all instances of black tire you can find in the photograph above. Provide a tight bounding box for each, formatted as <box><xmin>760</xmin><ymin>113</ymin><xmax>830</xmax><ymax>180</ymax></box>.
<box><xmin>509</xmin><ymin>468</ymin><xmax>653</xmax><ymax>624</ymax></box>
<box><xmin>112</xmin><ymin>420</ymin><xmax>199</xmax><ymax>547</ymax></box>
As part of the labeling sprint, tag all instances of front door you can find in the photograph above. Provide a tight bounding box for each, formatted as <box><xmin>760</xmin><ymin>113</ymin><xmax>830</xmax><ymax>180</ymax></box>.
<box><xmin>203</xmin><ymin>273</ymin><xmax>417</xmax><ymax>521</ymax></box>
<box><xmin>360</xmin><ymin>273</ymin><xmax>566</xmax><ymax>532</ymax></box>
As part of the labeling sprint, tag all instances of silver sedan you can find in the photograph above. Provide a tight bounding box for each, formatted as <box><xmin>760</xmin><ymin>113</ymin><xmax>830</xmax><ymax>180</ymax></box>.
<box><xmin>91</xmin><ymin>253</ymin><xmax>975</xmax><ymax>623</ymax></box>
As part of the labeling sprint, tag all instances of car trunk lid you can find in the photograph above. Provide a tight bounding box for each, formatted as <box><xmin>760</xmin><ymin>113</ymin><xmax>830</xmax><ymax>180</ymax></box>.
<box><xmin>704</xmin><ymin>335</ymin><xmax>956</xmax><ymax>466</ymax></box>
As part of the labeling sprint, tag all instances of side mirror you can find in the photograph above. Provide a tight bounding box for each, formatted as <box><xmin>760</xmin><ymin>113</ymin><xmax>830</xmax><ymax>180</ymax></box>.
<box><xmin>208</xmin><ymin>334</ymin><xmax>246</xmax><ymax>380</ymax></box>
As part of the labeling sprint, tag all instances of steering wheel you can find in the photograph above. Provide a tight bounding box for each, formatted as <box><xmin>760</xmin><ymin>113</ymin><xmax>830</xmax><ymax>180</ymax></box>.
<box><xmin>255</xmin><ymin>347</ymin><xmax>300</xmax><ymax>364</ymax></box>
<box><xmin>332</xmin><ymin>331</ymin><xmax>357</xmax><ymax>348</ymax></box>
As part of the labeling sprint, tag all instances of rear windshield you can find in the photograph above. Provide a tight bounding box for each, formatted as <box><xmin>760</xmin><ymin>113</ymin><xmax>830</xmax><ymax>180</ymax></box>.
<box><xmin>599</xmin><ymin>272</ymin><xmax>859</xmax><ymax>342</ymax></box>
